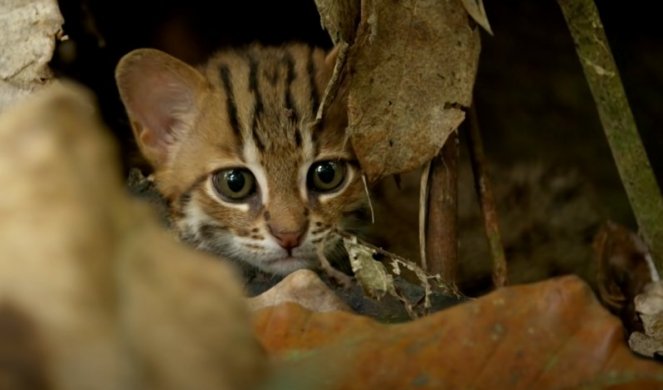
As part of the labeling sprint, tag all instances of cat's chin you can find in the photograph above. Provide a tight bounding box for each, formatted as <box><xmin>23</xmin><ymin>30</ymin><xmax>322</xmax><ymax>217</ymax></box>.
<box><xmin>258</xmin><ymin>256</ymin><xmax>315</xmax><ymax>276</ymax></box>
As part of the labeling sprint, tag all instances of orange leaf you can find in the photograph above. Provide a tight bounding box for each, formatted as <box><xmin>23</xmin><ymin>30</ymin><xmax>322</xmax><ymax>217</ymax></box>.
<box><xmin>254</xmin><ymin>276</ymin><xmax>663</xmax><ymax>389</ymax></box>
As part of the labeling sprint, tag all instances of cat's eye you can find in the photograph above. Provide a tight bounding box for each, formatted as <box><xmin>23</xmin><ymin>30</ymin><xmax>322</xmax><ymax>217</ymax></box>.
<box><xmin>307</xmin><ymin>160</ymin><xmax>347</xmax><ymax>193</ymax></box>
<box><xmin>212</xmin><ymin>168</ymin><xmax>256</xmax><ymax>201</ymax></box>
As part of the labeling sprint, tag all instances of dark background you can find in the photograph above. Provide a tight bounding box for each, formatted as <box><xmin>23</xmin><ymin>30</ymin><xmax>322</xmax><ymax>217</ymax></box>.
<box><xmin>53</xmin><ymin>0</ymin><xmax>662</xmax><ymax>260</ymax></box>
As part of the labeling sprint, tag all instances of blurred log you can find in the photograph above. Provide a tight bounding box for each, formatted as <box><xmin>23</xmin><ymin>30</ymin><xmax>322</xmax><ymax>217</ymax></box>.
<box><xmin>0</xmin><ymin>84</ymin><xmax>265</xmax><ymax>390</ymax></box>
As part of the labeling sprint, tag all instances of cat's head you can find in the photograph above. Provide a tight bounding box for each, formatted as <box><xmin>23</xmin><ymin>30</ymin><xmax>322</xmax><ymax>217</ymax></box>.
<box><xmin>116</xmin><ymin>44</ymin><xmax>366</xmax><ymax>274</ymax></box>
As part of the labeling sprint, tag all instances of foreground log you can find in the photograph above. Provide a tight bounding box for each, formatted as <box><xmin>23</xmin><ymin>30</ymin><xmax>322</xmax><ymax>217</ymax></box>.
<box><xmin>0</xmin><ymin>84</ymin><xmax>265</xmax><ymax>390</ymax></box>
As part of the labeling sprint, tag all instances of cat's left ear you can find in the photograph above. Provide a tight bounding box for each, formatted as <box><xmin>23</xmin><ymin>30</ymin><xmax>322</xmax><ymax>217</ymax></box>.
<box><xmin>115</xmin><ymin>49</ymin><xmax>207</xmax><ymax>168</ymax></box>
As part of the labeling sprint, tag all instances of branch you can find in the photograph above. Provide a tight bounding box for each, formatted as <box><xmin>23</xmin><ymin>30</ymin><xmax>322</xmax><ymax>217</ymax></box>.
<box><xmin>467</xmin><ymin>105</ymin><xmax>508</xmax><ymax>288</ymax></box>
<box><xmin>423</xmin><ymin>132</ymin><xmax>460</xmax><ymax>290</ymax></box>
<box><xmin>558</xmin><ymin>0</ymin><xmax>663</xmax><ymax>274</ymax></box>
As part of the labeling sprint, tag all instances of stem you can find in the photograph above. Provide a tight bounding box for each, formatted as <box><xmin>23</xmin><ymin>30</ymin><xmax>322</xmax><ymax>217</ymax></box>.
<box><xmin>467</xmin><ymin>105</ymin><xmax>508</xmax><ymax>288</ymax></box>
<box><xmin>558</xmin><ymin>0</ymin><xmax>663</xmax><ymax>273</ymax></box>
<box><xmin>425</xmin><ymin>132</ymin><xmax>459</xmax><ymax>290</ymax></box>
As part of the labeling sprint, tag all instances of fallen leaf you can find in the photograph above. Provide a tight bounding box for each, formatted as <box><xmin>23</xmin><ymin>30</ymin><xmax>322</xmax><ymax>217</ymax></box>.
<box><xmin>334</xmin><ymin>231</ymin><xmax>455</xmax><ymax>318</ymax></box>
<box><xmin>346</xmin><ymin>0</ymin><xmax>480</xmax><ymax>181</ymax></box>
<box><xmin>594</xmin><ymin>221</ymin><xmax>656</xmax><ymax>332</ymax></box>
<box><xmin>344</xmin><ymin>235</ymin><xmax>396</xmax><ymax>301</ymax></box>
<box><xmin>254</xmin><ymin>276</ymin><xmax>663</xmax><ymax>389</ymax></box>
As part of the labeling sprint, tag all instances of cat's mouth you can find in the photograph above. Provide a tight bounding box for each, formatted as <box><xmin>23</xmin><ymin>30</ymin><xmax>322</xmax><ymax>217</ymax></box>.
<box><xmin>260</xmin><ymin>254</ymin><xmax>315</xmax><ymax>275</ymax></box>
<box><xmin>264</xmin><ymin>245</ymin><xmax>316</xmax><ymax>263</ymax></box>
<box><xmin>265</xmin><ymin>255</ymin><xmax>307</xmax><ymax>264</ymax></box>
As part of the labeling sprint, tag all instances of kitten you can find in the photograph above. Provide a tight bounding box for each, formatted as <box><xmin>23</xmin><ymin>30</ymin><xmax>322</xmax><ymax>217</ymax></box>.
<box><xmin>116</xmin><ymin>44</ymin><xmax>366</xmax><ymax>275</ymax></box>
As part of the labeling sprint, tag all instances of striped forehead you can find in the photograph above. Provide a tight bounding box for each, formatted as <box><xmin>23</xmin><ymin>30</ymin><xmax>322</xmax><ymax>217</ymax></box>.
<box><xmin>205</xmin><ymin>45</ymin><xmax>322</xmax><ymax>160</ymax></box>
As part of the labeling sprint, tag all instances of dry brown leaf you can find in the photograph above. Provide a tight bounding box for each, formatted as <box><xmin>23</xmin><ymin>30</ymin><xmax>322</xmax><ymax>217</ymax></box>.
<box><xmin>314</xmin><ymin>0</ymin><xmax>361</xmax><ymax>44</ymax></box>
<box><xmin>594</xmin><ymin>221</ymin><xmax>657</xmax><ymax>332</ymax></box>
<box><xmin>254</xmin><ymin>276</ymin><xmax>663</xmax><ymax>389</ymax></box>
<box><xmin>461</xmin><ymin>0</ymin><xmax>493</xmax><ymax>35</ymax></box>
<box><xmin>346</xmin><ymin>0</ymin><xmax>480</xmax><ymax>181</ymax></box>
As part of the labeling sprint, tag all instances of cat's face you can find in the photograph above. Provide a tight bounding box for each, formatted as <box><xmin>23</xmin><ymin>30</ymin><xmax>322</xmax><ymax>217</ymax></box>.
<box><xmin>116</xmin><ymin>45</ymin><xmax>365</xmax><ymax>274</ymax></box>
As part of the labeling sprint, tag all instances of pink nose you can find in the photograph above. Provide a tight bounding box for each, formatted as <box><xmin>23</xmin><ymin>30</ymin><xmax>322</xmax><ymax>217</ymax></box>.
<box><xmin>270</xmin><ymin>230</ymin><xmax>303</xmax><ymax>251</ymax></box>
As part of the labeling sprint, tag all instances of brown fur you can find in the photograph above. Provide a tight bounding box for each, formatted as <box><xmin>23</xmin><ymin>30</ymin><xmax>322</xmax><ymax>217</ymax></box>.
<box><xmin>116</xmin><ymin>44</ymin><xmax>366</xmax><ymax>274</ymax></box>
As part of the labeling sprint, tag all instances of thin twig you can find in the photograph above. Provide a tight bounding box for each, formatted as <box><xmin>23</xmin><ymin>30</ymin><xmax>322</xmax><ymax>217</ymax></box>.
<box><xmin>419</xmin><ymin>160</ymin><xmax>432</xmax><ymax>270</ymax></box>
<box><xmin>558</xmin><ymin>0</ymin><xmax>663</xmax><ymax>274</ymax></box>
<box><xmin>467</xmin><ymin>105</ymin><xmax>508</xmax><ymax>288</ymax></box>
<box><xmin>361</xmin><ymin>174</ymin><xmax>375</xmax><ymax>223</ymax></box>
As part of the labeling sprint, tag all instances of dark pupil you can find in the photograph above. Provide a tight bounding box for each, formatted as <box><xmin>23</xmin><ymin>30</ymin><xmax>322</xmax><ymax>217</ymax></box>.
<box><xmin>225</xmin><ymin>170</ymin><xmax>245</xmax><ymax>193</ymax></box>
<box><xmin>316</xmin><ymin>163</ymin><xmax>336</xmax><ymax>184</ymax></box>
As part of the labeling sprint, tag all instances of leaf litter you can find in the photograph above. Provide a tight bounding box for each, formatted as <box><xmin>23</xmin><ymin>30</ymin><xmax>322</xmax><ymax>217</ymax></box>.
<box><xmin>318</xmin><ymin>230</ymin><xmax>461</xmax><ymax>319</ymax></box>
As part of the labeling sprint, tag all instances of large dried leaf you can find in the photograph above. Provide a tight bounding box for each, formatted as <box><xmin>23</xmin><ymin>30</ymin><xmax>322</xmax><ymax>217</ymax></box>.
<box><xmin>346</xmin><ymin>0</ymin><xmax>480</xmax><ymax>181</ymax></box>
<box><xmin>254</xmin><ymin>276</ymin><xmax>663</xmax><ymax>388</ymax></box>
<box><xmin>314</xmin><ymin>0</ymin><xmax>360</xmax><ymax>44</ymax></box>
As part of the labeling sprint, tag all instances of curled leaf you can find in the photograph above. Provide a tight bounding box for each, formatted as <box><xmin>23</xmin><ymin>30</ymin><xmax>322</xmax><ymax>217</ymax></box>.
<box><xmin>594</xmin><ymin>221</ymin><xmax>655</xmax><ymax>332</ymax></box>
<box><xmin>461</xmin><ymin>0</ymin><xmax>493</xmax><ymax>35</ymax></box>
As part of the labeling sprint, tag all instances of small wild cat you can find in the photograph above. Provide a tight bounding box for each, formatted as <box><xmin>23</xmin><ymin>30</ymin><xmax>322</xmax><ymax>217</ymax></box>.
<box><xmin>116</xmin><ymin>44</ymin><xmax>366</xmax><ymax>275</ymax></box>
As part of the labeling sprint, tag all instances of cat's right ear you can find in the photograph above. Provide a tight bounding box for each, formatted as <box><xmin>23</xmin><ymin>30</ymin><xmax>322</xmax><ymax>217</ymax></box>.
<box><xmin>115</xmin><ymin>49</ymin><xmax>207</xmax><ymax>167</ymax></box>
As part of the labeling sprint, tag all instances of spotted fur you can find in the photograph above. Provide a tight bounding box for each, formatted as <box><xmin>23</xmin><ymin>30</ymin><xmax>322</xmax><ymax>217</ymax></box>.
<box><xmin>116</xmin><ymin>44</ymin><xmax>365</xmax><ymax>274</ymax></box>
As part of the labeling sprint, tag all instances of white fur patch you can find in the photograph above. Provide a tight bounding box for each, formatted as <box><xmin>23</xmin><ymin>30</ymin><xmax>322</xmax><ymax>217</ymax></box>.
<box><xmin>241</xmin><ymin>137</ymin><xmax>270</xmax><ymax>205</ymax></box>
<box><xmin>177</xmin><ymin>198</ymin><xmax>215</xmax><ymax>235</ymax></box>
